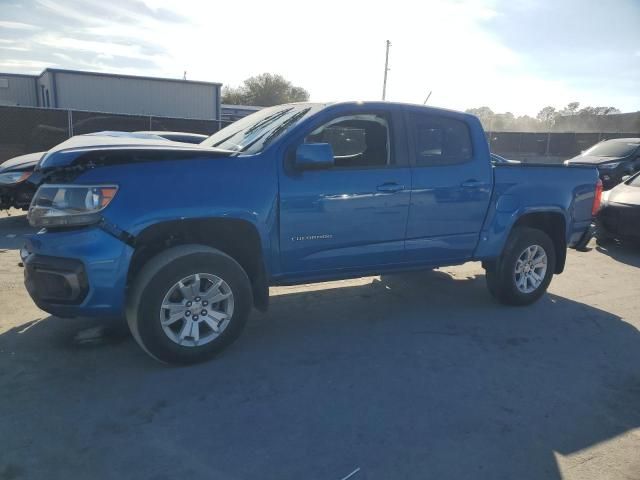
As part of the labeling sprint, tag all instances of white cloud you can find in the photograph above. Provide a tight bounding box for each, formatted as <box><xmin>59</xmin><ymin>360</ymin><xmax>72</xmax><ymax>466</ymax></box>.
<box><xmin>31</xmin><ymin>33</ymin><xmax>160</xmax><ymax>61</ymax></box>
<box><xmin>2</xmin><ymin>0</ymin><xmax>638</xmax><ymax>114</ymax></box>
<box><xmin>0</xmin><ymin>20</ymin><xmax>40</xmax><ymax>30</ymax></box>
<box><xmin>35</xmin><ymin>0</ymin><xmax>103</xmax><ymax>25</ymax></box>
<box><xmin>0</xmin><ymin>46</ymin><xmax>29</xmax><ymax>52</ymax></box>
<box><xmin>0</xmin><ymin>59</ymin><xmax>53</xmax><ymax>71</ymax></box>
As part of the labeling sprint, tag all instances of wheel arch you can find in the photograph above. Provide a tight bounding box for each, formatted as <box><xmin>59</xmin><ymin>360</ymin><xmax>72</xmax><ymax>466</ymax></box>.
<box><xmin>128</xmin><ymin>217</ymin><xmax>269</xmax><ymax>311</ymax></box>
<box><xmin>508</xmin><ymin>211</ymin><xmax>567</xmax><ymax>273</ymax></box>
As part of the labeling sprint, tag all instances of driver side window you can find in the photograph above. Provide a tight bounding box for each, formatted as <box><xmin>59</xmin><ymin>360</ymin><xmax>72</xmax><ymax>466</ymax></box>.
<box><xmin>304</xmin><ymin>113</ymin><xmax>391</xmax><ymax>168</ymax></box>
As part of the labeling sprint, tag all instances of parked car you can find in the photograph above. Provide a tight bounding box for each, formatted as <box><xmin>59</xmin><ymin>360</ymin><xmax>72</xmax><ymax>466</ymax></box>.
<box><xmin>22</xmin><ymin>101</ymin><xmax>600</xmax><ymax>364</ymax></box>
<box><xmin>490</xmin><ymin>153</ymin><xmax>520</xmax><ymax>165</ymax></box>
<box><xmin>134</xmin><ymin>131</ymin><xmax>208</xmax><ymax>144</ymax></box>
<box><xmin>596</xmin><ymin>171</ymin><xmax>640</xmax><ymax>244</ymax></box>
<box><xmin>0</xmin><ymin>131</ymin><xmax>208</xmax><ymax>210</ymax></box>
<box><xmin>564</xmin><ymin>138</ymin><xmax>640</xmax><ymax>190</ymax></box>
<box><xmin>0</xmin><ymin>151</ymin><xmax>44</xmax><ymax>210</ymax></box>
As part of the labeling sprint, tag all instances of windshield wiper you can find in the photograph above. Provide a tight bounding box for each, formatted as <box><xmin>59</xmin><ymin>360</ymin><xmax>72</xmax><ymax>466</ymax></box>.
<box><xmin>239</xmin><ymin>108</ymin><xmax>310</xmax><ymax>153</ymax></box>
<box><xmin>210</xmin><ymin>108</ymin><xmax>296</xmax><ymax>149</ymax></box>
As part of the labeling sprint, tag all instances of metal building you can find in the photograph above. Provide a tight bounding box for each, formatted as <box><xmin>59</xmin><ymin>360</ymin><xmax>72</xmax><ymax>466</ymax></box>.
<box><xmin>0</xmin><ymin>68</ymin><xmax>222</xmax><ymax>121</ymax></box>
<box><xmin>0</xmin><ymin>73</ymin><xmax>39</xmax><ymax>107</ymax></box>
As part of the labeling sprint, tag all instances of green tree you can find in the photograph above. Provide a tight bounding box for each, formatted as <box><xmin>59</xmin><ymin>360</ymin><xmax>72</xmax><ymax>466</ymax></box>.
<box><xmin>222</xmin><ymin>73</ymin><xmax>310</xmax><ymax>107</ymax></box>
<box><xmin>465</xmin><ymin>106</ymin><xmax>494</xmax><ymax>122</ymax></box>
<box><xmin>578</xmin><ymin>106</ymin><xmax>621</xmax><ymax>115</ymax></box>
<box><xmin>536</xmin><ymin>106</ymin><xmax>557</xmax><ymax>129</ymax></box>
<box><xmin>559</xmin><ymin>102</ymin><xmax>580</xmax><ymax>116</ymax></box>
<box><xmin>490</xmin><ymin>112</ymin><xmax>515</xmax><ymax>131</ymax></box>
<box><xmin>515</xmin><ymin>115</ymin><xmax>541</xmax><ymax>132</ymax></box>
<box><xmin>465</xmin><ymin>107</ymin><xmax>494</xmax><ymax>130</ymax></box>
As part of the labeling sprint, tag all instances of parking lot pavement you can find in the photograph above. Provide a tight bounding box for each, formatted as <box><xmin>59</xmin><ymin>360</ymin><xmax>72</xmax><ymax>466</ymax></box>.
<box><xmin>0</xmin><ymin>211</ymin><xmax>639</xmax><ymax>480</ymax></box>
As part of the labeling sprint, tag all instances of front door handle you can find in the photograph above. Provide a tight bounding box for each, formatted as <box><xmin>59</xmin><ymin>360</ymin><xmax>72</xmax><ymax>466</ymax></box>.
<box><xmin>460</xmin><ymin>179</ymin><xmax>486</xmax><ymax>188</ymax></box>
<box><xmin>377</xmin><ymin>182</ymin><xmax>404</xmax><ymax>193</ymax></box>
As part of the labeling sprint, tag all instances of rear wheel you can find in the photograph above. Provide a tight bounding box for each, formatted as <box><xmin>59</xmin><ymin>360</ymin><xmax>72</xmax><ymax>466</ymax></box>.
<box><xmin>485</xmin><ymin>227</ymin><xmax>555</xmax><ymax>306</ymax></box>
<box><xmin>126</xmin><ymin>245</ymin><xmax>253</xmax><ymax>364</ymax></box>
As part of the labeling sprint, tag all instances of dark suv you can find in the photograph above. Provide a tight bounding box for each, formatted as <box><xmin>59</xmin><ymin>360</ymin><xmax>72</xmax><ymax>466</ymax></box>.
<box><xmin>565</xmin><ymin>138</ymin><xmax>640</xmax><ymax>189</ymax></box>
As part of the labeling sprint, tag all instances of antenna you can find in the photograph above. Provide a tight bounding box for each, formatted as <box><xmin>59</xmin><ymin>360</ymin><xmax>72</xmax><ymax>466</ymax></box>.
<box><xmin>382</xmin><ymin>40</ymin><xmax>391</xmax><ymax>100</ymax></box>
<box><xmin>423</xmin><ymin>91</ymin><xmax>432</xmax><ymax>105</ymax></box>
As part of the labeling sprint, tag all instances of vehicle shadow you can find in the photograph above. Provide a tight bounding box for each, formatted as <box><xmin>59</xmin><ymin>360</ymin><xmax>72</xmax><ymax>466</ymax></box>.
<box><xmin>1</xmin><ymin>269</ymin><xmax>639</xmax><ymax>480</ymax></box>
<box><xmin>595</xmin><ymin>240</ymin><xmax>640</xmax><ymax>268</ymax></box>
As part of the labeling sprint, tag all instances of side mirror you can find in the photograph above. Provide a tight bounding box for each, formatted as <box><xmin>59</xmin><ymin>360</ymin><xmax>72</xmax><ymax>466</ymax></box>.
<box><xmin>295</xmin><ymin>143</ymin><xmax>334</xmax><ymax>170</ymax></box>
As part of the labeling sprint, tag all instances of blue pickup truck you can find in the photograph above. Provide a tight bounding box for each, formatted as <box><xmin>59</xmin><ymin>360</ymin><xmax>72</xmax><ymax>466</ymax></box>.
<box><xmin>23</xmin><ymin>102</ymin><xmax>601</xmax><ymax>364</ymax></box>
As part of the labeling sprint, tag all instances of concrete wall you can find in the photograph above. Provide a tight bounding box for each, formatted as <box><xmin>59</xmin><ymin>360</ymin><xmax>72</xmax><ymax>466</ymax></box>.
<box><xmin>52</xmin><ymin>70</ymin><xmax>220</xmax><ymax>120</ymax></box>
<box><xmin>0</xmin><ymin>74</ymin><xmax>38</xmax><ymax>107</ymax></box>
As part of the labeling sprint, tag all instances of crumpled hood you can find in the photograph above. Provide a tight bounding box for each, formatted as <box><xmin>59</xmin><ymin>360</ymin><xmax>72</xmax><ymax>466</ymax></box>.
<box><xmin>37</xmin><ymin>133</ymin><xmax>232</xmax><ymax>171</ymax></box>
<box><xmin>607</xmin><ymin>182</ymin><xmax>640</xmax><ymax>206</ymax></box>
<box><xmin>0</xmin><ymin>151</ymin><xmax>44</xmax><ymax>172</ymax></box>
<box><xmin>567</xmin><ymin>155</ymin><xmax>625</xmax><ymax>166</ymax></box>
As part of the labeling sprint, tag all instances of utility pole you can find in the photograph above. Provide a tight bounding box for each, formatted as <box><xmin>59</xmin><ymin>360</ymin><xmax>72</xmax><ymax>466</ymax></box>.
<box><xmin>382</xmin><ymin>40</ymin><xmax>391</xmax><ymax>100</ymax></box>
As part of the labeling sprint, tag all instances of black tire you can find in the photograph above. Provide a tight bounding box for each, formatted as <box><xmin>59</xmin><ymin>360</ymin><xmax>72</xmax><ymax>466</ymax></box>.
<box><xmin>485</xmin><ymin>227</ymin><xmax>556</xmax><ymax>306</ymax></box>
<box><xmin>126</xmin><ymin>245</ymin><xmax>253</xmax><ymax>364</ymax></box>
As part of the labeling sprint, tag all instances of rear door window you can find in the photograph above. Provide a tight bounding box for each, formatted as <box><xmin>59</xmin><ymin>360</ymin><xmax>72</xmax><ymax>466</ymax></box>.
<box><xmin>410</xmin><ymin>113</ymin><xmax>472</xmax><ymax>166</ymax></box>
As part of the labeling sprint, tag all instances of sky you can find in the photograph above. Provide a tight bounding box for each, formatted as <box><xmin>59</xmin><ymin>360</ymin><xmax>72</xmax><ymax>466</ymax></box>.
<box><xmin>0</xmin><ymin>0</ymin><xmax>639</xmax><ymax>116</ymax></box>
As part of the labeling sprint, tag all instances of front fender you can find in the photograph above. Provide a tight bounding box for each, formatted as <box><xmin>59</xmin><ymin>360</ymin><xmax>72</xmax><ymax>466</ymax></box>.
<box><xmin>72</xmin><ymin>154</ymin><xmax>279</xmax><ymax>274</ymax></box>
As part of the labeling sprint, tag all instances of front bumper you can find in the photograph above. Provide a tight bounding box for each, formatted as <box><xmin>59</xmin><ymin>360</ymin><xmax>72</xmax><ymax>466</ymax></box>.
<box><xmin>22</xmin><ymin>226</ymin><xmax>133</xmax><ymax>318</ymax></box>
<box><xmin>597</xmin><ymin>203</ymin><xmax>640</xmax><ymax>240</ymax></box>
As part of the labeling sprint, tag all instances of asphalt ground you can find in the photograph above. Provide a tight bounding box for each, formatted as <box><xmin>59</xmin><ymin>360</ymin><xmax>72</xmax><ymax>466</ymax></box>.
<box><xmin>0</xmin><ymin>210</ymin><xmax>639</xmax><ymax>480</ymax></box>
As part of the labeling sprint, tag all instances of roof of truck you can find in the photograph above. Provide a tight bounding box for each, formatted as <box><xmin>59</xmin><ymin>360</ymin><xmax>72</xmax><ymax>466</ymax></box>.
<box><xmin>287</xmin><ymin>100</ymin><xmax>472</xmax><ymax>118</ymax></box>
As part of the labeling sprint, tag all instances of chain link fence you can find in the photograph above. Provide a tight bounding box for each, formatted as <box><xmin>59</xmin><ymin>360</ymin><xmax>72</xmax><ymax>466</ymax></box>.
<box><xmin>486</xmin><ymin>131</ymin><xmax>639</xmax><ymax>163</ymax></box>
<box><xmin>1</xmin><ymin>105</ymin><xmax>638</xmax><ymax>164</ymax></box>
<box><xmin>0</xmin><ymin>106</ymin><xmax>232</xmax><ymax>162</ymax></box>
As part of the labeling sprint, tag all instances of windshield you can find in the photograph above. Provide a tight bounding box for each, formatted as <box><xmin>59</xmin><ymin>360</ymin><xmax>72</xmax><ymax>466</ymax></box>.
<box><xmin>201</xmin><ymin>104</ymin><xmax>322</xmax><ymax>154</ymax></box>
<box><xmin>583</xmin><ymin>141</ymin><xmax>639</xmax><ymax>158</ymax></box>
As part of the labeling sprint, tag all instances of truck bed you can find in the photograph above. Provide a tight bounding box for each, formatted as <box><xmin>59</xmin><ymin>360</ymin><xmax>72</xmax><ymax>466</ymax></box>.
<box><xmin>473</xmin><ymin>163</ymin><xmax>599</xmax><ymax>260</ymax></box>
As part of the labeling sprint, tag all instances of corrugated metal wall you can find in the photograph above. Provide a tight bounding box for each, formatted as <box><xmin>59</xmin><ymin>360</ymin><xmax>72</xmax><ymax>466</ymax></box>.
<box><xmin>37</xmin><ymin>71</ymin><xmax>54</xmax><ymax>108</ymax></box>
<box><xmin>53</xmin><ymin>71</ymin><xmax>220</xmax><ymax>120</ymax></box>
<box><xmin>0</xmin><ymin>74</ymin><xmax>38</xmax><ymax>107</ymax></box>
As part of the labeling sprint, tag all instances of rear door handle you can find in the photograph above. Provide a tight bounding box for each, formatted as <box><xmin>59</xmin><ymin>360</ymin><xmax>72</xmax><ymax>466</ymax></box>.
<box><xmin>460</xmin><ymin>180</ymin><xmax>486</xmax><ymax>188</ymax></box>
<box><xmin>377</xmin><ymin>182</ymin><xmax>404</xmax><ymax>193</ymax></box>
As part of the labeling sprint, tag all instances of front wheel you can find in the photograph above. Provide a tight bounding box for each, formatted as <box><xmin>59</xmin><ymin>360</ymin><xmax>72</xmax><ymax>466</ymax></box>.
<box><xmin>126</xmin><ymin>245</ymin><xmax>253</xmax><ymax>364</ymax></box>
<box><xmin>485</xmin><ymin>227</ymin><xmax>556</xmax><ymax>306</ymax></box>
